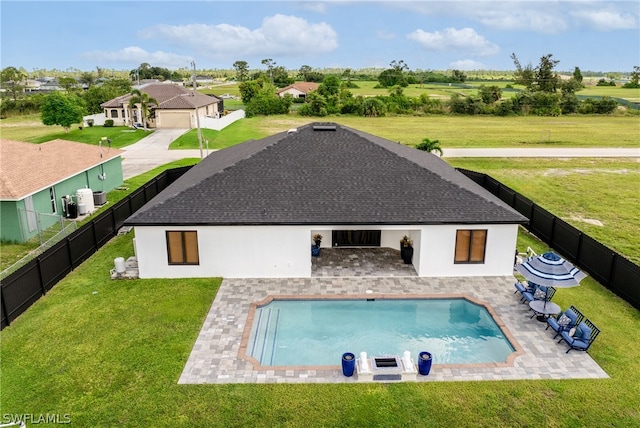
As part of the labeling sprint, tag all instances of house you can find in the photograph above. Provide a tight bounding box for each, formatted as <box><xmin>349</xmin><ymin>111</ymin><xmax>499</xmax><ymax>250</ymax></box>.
<box><xmin>124</xmin><ymin>123</ymin><xmax>528</xmax><ymax>279</ymax></box>
<box><xmin>100</xmin><ymin>83</ymin><xmax>223</xmax><ymax>129</ymax></box>
<box><xmin>0</xmin><ymin>139</ymin><xmax>124</xmax><ymax>243</ymax></box>
<box><xmin>276</xmin><ymin>82</ymin><xmax>319</xmax><ymax>99</ymax></box>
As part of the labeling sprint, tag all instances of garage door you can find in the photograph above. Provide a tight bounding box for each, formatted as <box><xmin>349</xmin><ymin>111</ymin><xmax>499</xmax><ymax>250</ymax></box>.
<box><xmin>160</xmin><ymin>112</ymin><xmax>191</xmax><ymax>128</ymax></box>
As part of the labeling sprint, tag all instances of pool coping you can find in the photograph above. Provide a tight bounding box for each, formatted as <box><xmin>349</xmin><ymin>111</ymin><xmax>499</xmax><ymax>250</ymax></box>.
<box><xmin>178</xmin><ymin>276</ymin><xmax>610</xmax><ymax>384</ymax></box>
<box><xmin>238</xmin><ymin>293</ymin><xmax>525</xmax><ymax>371</ymax></box>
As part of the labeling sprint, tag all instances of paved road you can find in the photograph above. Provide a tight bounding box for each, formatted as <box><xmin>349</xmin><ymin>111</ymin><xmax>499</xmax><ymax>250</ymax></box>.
<box><xmin>120</xmin><ymin>129</ymin><xmax>640</xmax><ymax>179</ymax></box>
<box><xmin>443</xmin><ymin>148</ymin><xmax>640</xmax><ymax>158</ymax></box>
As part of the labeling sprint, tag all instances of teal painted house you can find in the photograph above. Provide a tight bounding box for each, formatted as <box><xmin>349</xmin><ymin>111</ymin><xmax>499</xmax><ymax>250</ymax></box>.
<box><xmin>0</xmin><ymin>139</ymin><xmax>125</xmax><ymax>243</ymax></box>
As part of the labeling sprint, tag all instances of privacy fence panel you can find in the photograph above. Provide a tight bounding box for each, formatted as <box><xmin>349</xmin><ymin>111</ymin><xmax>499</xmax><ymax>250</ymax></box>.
<box><xmin>94</xmin><ymin>214</ymin><xmax>117</xmax><ymax>248</ymax></box>
<box><xmin>578</xmin><ymin>235</ymin><xmax>615</xmax><ymax>286</ymax></box>
<box><xmin>1</xmin><ymin>165</ymin><xmax>193</xmax><ymax>329</ymax></box>
<box><xmin>68</xmin><ymin>226</ymin><xmax>98</xmax><ymax>269</ymax></box>
<box><xmin>551</xmin><ymin>219</ymin><xmax>582</xmax><ymax>261</ymax></box>
<box><xmin>129</xmin><ymin>188</ymin><xmax>147</xmax><ymax>213</ymax></box>
<box><xmin>611</xmin><ymin>257</ymin><xmax>640</xmax><ymax>306</ymax></box>
<box><xmin>1</xmin><ymin>260</ymin><xmax>42</xmax><ymax>328</ymax></box>
<box><xmin>513</xmin><ymin>194</ymin><xmax>534</xmax><ymax>219</ymax></box>
<box><xmin>39</xmin><ymin>240</ymin><xmax>73</xmax><ymax>291</ymax></box>
<box><xmin>530</xmin><ymin>206</ymin><xmax>555</xmax><ymax>242</ymax></box>
<box><xmin>113</xmin><ymin>200</ymin><xmax>133</xmax><ymax>230</ymax></box>
<box><xmin>458</xmin><ymin>168</ymin><xmax>640</xmax><ymax>311</ymax></box>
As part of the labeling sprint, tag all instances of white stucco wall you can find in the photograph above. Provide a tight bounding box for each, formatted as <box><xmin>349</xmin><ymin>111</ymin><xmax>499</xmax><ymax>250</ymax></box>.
<box><xmin>278</xmin><ymin>88</ymin><xmax>305</xmax><ymax>98</ymax></box>
<box><xmin>416</xmin><ymin>224</ymin><xmax>518</xmax><ymax>277</ymax></box>
<box><xmin>134</xmin><ymin>223</ymin><xmax>519</xmax><ymax>278</ymax></box>
<box><xmin>134</xmin><ymin>225</ymin><xmax>311</xmax><ymax>278</ymax></box>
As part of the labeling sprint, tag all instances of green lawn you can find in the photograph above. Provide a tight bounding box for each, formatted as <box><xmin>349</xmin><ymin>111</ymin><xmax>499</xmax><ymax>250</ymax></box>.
<box><xmin>30</xmin><ymin>126</ymin><xmax>150</xmax><ymax>148</ymax></box>
<box><xmin>0</xmin><ymin>114</ymin><xmax>150</xmax><ymax>147</ymax></box>
<box><xmin>169</xmin><ymin>119</ymin><xmax>267</xmax><ymax>150</ymax></box>
<box><xmin>199</xmin><ymin>114</ymin><xmax>639</xmax><ymax>148</ymax></box>
<box><xmin>447</xmin><ymin>158</ymin><xmax>640</xmax><ymax>265</ymax></box>
<box><xmin>1</xmin><ymin>231</ymin><xmax>639</xmax><ymax>426</ymax></box>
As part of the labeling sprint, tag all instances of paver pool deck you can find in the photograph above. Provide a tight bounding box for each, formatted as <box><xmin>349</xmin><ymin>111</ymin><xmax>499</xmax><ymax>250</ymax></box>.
<box><xmin>179</xmin><ymin>249</ymin><xmax>608</xmax><ymax>384</ymax></box>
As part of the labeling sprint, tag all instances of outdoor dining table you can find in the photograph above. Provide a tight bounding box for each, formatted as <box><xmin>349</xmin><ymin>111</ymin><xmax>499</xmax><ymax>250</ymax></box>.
<box><xmin>529</xmin><ymin>300</ymin><xmax>561</xmax><ymax>322</ymax></box>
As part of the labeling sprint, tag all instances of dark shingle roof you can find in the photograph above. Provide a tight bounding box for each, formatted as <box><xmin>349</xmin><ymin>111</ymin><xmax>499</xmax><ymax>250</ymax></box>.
<box><xmin>125</xmin><ymin>123</ymin><xmax>528</xmax><ymax>226</ymax></box>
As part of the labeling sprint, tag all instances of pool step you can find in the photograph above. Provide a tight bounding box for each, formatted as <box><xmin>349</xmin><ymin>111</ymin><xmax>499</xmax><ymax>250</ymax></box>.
<box><xmin>249</xmin><ymin>307</ymin><xmax>280</xmax><ymax>365</ymax></box>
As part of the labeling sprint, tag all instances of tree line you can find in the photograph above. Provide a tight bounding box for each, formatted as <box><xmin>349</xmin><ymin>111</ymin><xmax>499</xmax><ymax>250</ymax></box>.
<box><xmin>238</xmin><ymin>56</ymin><xmax>638</xmax><ymax>118</ymax></box>
<box><xmin>1</xmin><ymin>57</ymin><xmax>637</xmax><ymax>122</ymax></box>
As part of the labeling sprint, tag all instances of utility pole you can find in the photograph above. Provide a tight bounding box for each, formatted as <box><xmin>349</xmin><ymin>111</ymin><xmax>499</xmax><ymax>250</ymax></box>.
<box><xmin>191</xmin><ymin>60</ymin><xmax>204</xmax><ymax>159</ymax></box>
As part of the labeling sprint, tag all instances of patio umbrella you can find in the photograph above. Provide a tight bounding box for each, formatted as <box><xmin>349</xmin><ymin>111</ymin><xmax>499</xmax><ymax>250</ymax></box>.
<box><xmin>515</xmin><ymin>251</ymin><xmax>587</xmax><ymax>288</ymax></box>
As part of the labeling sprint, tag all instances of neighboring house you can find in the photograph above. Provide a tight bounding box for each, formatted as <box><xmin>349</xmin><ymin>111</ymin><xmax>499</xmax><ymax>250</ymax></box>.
<box><xmin>100</xmin><ymin>83</ymin><xmax>223</xmax><ymax>129</ymax></box>
<box><xmin>276</xmin><ymin>82</ymin><xmax>319</xmax><ymax>99</ymax></box>
<box><xmin>125</xmin><ymin>123</ymin><xmax>528</xmax><ymax>279</ymax></box>
<box><xmin>0</xmin><ymin>139</ymin><xmax>124</xmax><ymax>243</ymax></box>
<box><xmin>24</xmin><ymin>79</ymin><xmax>43</xmax><ymax>92</ymax></box>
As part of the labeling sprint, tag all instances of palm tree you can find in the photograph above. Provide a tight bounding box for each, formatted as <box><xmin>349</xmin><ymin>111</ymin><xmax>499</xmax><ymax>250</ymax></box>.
<box><xmin>415</xmin><ymin>137</ymin><xmax>443</xmax><ymax>157</ymax></box>
<box><xmin>128</xmin><ymin>89</ymin><xmax>158</xmax><ymax>129</ymax></box>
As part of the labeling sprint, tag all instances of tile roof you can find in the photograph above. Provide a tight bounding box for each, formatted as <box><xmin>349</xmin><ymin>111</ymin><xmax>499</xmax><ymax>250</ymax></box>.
<box><xmin>100</xmin><ymin>83</ymin><xmax>221</xmax><ymax>110</ymax></box>
<box><xmin>0</xmin><ymin>139</ymin><xmax>124</xmax><ymax>200</ymax></box>
<box><xmin>125</xmin><ymin>123</ymin><xmax>528</xmax><ymax>226</ymax></box>
<box><xmin>277</xmin><ymin>82</ymin><xmax>319</xmax><ymax>94</ymax></box>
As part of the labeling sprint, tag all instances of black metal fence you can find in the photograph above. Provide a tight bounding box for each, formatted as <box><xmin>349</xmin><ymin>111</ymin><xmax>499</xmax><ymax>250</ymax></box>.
<box><xmin>0</xmin><ymin>166</ymin><xmax>192</xmax><ymax>329</ymax></box>
<box><xmin>458</xmin><ymin>168</ymin><xmax>640</xmax><ymax>311</ymax></box>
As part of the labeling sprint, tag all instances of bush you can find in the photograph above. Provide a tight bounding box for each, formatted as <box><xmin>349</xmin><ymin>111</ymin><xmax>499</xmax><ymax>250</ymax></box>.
<box><xmin>580</xmin><ymin>97</ymin><xmax>618</xmax><ymax>114</ymax></box>
<box><xmin>596</xmin><ymin>79</ymin><xmax>617</xmax><ymax>87</ymax></box>
<box><xmin>104</xmin><ymin>119</ymin><xmax>114</xmax><ymax>127</ymax></box>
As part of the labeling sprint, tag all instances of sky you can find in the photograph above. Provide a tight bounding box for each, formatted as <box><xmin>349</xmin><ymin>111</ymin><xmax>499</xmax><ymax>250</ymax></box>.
<box><xmin>1</xmin><ymin>1</ymin><xmax>639</xmax><ymax>74</ymax></box>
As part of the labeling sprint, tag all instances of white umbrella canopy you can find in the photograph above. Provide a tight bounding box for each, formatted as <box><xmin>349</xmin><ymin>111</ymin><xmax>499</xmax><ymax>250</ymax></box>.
<box><xmin>515</xmin><ymin>251</ymin><xmax>587</xmax><ymax>288</ymax></box>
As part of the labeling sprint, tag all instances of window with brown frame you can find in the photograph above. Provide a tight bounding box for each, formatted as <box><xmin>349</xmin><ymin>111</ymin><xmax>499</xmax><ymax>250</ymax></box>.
<box><xmin>166</xmin><ymin>231</ymin><xmax>199</xmax><ymax>265</ymax></box>
<box><xmin>454</xmin><ymin>229</ymin><xmax>487</xmax><ymax>263</ymax></box>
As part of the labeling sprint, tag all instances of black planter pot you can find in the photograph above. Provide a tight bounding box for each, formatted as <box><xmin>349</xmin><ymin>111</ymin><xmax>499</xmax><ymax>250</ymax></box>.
<box><xmin>401</xmin><ymin>246</ymin><xmax>414</xmax><ymax>264</ymax></box>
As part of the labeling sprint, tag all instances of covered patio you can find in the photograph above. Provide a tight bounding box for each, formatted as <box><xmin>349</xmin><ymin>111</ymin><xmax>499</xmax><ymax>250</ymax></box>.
<box><xmin>311</xmin><ymin>247</ymin><xmax>417</xmax><ymax>277</ymax></box>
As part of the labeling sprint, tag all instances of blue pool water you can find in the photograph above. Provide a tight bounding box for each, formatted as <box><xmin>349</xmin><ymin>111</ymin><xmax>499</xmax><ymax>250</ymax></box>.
<box><xmin>247</xmin><ymin>298</ymin><xmax>515</xmax><ymax>366</ymax></box>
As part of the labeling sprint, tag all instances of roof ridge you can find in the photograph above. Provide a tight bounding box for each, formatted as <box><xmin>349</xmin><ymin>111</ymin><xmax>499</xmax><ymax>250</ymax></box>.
<box><xmin>125</xmin><ymin>123</ymin><xmax>528</xmax><ymax>226</ymax></box>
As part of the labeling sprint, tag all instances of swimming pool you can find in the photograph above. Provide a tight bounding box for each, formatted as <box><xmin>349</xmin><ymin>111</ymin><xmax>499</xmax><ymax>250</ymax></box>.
<box><xmin>244</xmin><ymin>296</ymin><xmax>515</xmax><ymax>367</ymax></box>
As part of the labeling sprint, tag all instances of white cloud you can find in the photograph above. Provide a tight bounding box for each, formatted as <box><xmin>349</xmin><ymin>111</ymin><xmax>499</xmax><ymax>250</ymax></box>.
<box><xmin>81</xmin><ymin>46</ymin><xmax>193</xmax><ymax>68</ymax></box>
<box><xmin>474</xmin><ymin>9</ymin><xmax>569</xmax><ymax>34</ymax></box>
<box><xmin>571</xmin><ymin>9</ymin><xmax>637</xmax><ymax>31</ymax></box>
<box><xmin>297</xmin><ymin>2</ymin><xmax>328</xmax><ymax>14</ymax></box>
<box><xmin>138</xmin><ymin>14</ymin><xmax>338</xmax><ymax>59</ymax></box>
<box><xmin>375</xmin><ymin>30</ymin><xmax>396</xmax><ymax>40</ymax></box>
<box><xmin>450</xmin><ymin>59</ymin><xmax>487</xmax><ymax>70</ymax></box>
<box><xmin>407</xmin><ymin>27</ymin><xmax>499</xmax><ymax>56</ymax></box>
<box><xmin>383</xmin><ymin>2</ymin><xmax>569</xmax><ymax>34</ymax></box>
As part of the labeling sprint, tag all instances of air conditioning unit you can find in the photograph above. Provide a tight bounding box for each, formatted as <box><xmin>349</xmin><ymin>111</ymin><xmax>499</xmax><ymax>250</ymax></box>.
<box><xmin>93</xmin><ymin>191</ymin><xmax>107</xmax><ymax>206</ymax></box>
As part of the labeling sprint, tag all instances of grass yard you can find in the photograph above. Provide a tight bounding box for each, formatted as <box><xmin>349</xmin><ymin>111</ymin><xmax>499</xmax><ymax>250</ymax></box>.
<box><xmin>447</xmin><ymin>158</ymin><xmax>640</xmax><ymax>265</ymax></box>
<box><xmin>168</xmin><ymin>114</ymin><xmax>640</xmax><ymax>149</ymax></box>
<box><xmin>0</xmin><ymin>114</ymin><xmax>149</xmax><ymax>147</ymax></box>
<box><xmin>170</xmin><ymin>119</ymin><xmax>266</xmax><ymax>150</ymax></box>
<box><xmin>1</xmin><ymin>231</ymin><xmax>639</xmax><ymax>426</ymax></box>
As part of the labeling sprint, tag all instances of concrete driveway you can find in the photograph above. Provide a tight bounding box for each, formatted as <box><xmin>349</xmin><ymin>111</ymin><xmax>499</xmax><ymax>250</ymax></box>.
<box><xmin>120</xmin><ymin>129</ymin><xmax>207</xmax><ymax>179</ymax></box>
